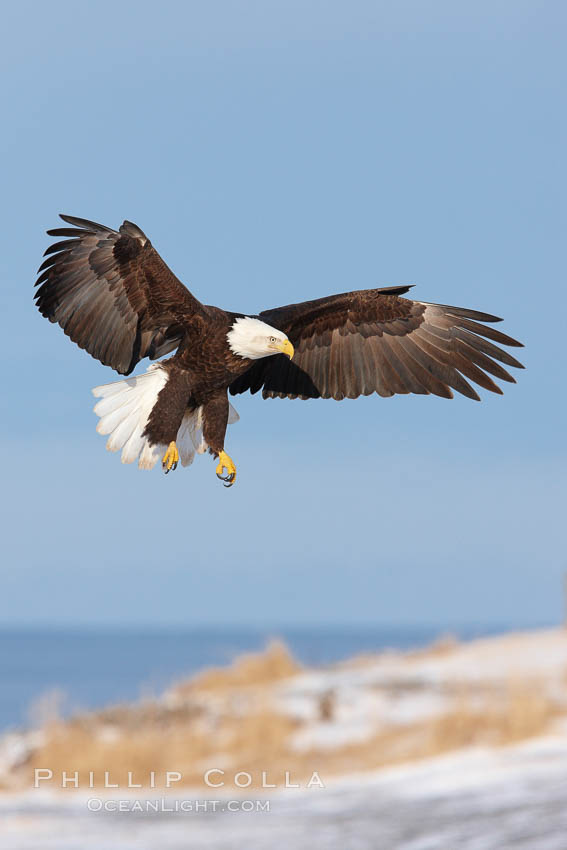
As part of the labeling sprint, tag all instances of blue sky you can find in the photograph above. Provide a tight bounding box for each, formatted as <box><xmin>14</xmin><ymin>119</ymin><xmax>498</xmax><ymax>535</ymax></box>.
<box><xmin>1</xmin><ymin>1</ymin><xmax>565</xmax><ymax>628</ymax></box>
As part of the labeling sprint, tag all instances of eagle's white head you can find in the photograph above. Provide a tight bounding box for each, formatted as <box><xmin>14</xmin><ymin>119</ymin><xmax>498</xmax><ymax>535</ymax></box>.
<box><xmin>227</xmin><ymin>317</ymin><xmax>294</xmax><ymax>361</ymax></box>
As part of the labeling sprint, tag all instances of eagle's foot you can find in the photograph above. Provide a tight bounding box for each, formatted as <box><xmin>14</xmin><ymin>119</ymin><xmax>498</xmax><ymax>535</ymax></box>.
<box><xmin>162</xmin><ymin>441</ymin><xmax>179</xmax><ymax>474</ymax></box>
<box><xmin>216</xmin><ymin>451</ymin><xmax>237</xmax><ymax>488</ymax></box>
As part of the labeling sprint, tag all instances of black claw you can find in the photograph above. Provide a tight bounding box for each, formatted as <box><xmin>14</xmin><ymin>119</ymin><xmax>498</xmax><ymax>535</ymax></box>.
<box><xmin>172</xmin><ymin>461</ymin><xmax>178</xmax><ymax>472</ymax></box>
<box><xmin>217</xmin><ymin>471</ymin><xmax>235</xmax><ymax>487</ymax></box>
<box><xmin>163</xmin><ymin>465</ymin><xmax>169</xmax><ymax>475</ymax></box>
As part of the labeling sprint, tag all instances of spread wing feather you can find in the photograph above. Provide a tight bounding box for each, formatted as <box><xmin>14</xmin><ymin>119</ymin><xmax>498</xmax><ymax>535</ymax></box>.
<box><xmin>230</xmin><ymin>288</ymin><xmax>523</xmax><ymax>401</ymax></box>
<box><xmin>35</xmin><ymin>215</ymin><xmax>203</xmax><ymax>375</ymax></box>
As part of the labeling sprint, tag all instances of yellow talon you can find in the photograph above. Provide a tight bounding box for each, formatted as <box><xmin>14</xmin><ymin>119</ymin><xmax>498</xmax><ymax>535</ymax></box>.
<box><xmin>216</xmin><ymin>450</ymin><xmax>237</xmax><ymax>487</ymax></box>
<box><xmin>162</xmin><ymin>441</ymin><xmax>179</xmax><ymax>474</ymax></box>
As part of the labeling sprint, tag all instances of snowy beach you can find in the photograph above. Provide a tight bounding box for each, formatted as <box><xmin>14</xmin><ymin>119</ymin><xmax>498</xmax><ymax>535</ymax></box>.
<box><xmin>1</xmin><ymin>628</ymin><xmax>567</xmax><ymax>848</ymax></box>
<box><xmin>2</xmin><ymin>733</ymin><xmax>567</xmax><ymax>849</ymax></box>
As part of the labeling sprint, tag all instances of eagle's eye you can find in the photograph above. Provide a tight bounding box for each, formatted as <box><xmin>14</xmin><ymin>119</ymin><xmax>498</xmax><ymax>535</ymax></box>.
<box><xmin>269</xmin><ymin>336</ymin><xmax>277</xmax><ymax>343</ymax></box>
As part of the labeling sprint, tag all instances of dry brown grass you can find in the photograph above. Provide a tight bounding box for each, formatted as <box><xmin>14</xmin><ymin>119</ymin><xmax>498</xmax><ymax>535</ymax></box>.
<box><xmin>18</xmin><ymin>677</ymin><xmax>560</xmax><ymax>792</ymax></box>
<box><xmin>173</xmin><ymin>640</ymin><xmax>300</xmax><ymax>696</ymax></box>
<box><xmin>23</xmin><ymin>700</ymin><xmax>298</xmax><ymax>790</ymax></box>
<box><xmin>425</xmin><ymin>683</ymin><xmax>556</xmax><ymax>750</ymax></box>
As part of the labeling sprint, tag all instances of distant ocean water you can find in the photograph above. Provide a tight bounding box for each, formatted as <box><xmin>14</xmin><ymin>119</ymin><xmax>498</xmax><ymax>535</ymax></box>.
<box><xmin>0</xmin><ymin>624</ymin><xmax>512</xmax><ymax>731</ymax></box>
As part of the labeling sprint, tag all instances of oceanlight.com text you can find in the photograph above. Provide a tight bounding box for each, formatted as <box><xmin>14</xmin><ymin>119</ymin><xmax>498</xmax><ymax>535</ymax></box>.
<box><xmin>86</xmin><ymin>798</ymin><xmax>270</xmax><ymax>814</ymax></box>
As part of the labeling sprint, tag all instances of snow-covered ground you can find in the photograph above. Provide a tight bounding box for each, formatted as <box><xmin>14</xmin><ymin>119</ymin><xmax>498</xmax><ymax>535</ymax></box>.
<box><xmin>2</xmin><ymin>733</ymin><xmax>567</xmax><ymax>849</ymax></box>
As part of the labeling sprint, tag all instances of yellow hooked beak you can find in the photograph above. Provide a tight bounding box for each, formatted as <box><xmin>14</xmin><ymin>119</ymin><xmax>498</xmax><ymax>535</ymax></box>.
<box><xmin>275</xmin><ymin>338</ymin><xmax>294</xmax><ymax>360</ymax></box>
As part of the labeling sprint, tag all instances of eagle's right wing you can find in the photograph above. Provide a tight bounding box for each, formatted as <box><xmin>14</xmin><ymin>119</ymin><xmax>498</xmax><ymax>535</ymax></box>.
<box><xmin>230</xmin><ymin>286</ymin><xmax>524</xmax><ymax>401</ymax></box>
<box><xmin>35</xmin><ymin>215</ymin><xmax>204</xmax><ymax>375</ymax></box>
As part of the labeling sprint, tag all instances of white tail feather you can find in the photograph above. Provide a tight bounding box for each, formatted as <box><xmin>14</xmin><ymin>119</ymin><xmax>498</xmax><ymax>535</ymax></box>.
<box><xmin>138</xmin><ymin>441</ymin><xmax>165</xmax><ymax>471</ymax></box>
<box><xmin>95</xmin><ymin>396</ymin><xmax>140</xmax><ymax>435</ymax></box>
<box><xmin>92</xmin><ymin>364</ymin><xmax>239</xmax><ymax>470</ymax></box>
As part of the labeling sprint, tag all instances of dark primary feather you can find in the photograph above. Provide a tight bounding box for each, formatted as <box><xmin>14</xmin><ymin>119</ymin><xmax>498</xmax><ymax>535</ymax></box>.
<box><xmin>230</xmin><ymin>288</ymin><xmax>524</xmax><ymax>401</ymax></box>
<box><xmin>35</xmin><ymin>215</ymin><xmax>203</xmax><ymax>375</ymax></box>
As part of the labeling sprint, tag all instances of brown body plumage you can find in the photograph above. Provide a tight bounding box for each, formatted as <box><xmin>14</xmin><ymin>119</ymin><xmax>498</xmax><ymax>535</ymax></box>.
<box><xmin>34</xmin><ymin>215</ymin><xmax>524</xmax><ymax>486</ymax></box>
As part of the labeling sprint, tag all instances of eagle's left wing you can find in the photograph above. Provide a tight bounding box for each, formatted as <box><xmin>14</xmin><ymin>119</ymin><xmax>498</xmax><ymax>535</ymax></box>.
<box><xmin>35</xmin><ymin>215</ymin><xmax>204</xmax><ymax>375</ymax></box>
<box><xmin>230</xmin><ymin>286</ymin><xmax>524</xmax><ymax>401</ymax></box>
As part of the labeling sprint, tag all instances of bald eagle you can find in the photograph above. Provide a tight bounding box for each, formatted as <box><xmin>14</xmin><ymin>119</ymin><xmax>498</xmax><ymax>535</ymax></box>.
<box><xmin>35</xmin><ymin>215</ymin><xmax>523</xmax><ymax>487</ymax></box>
